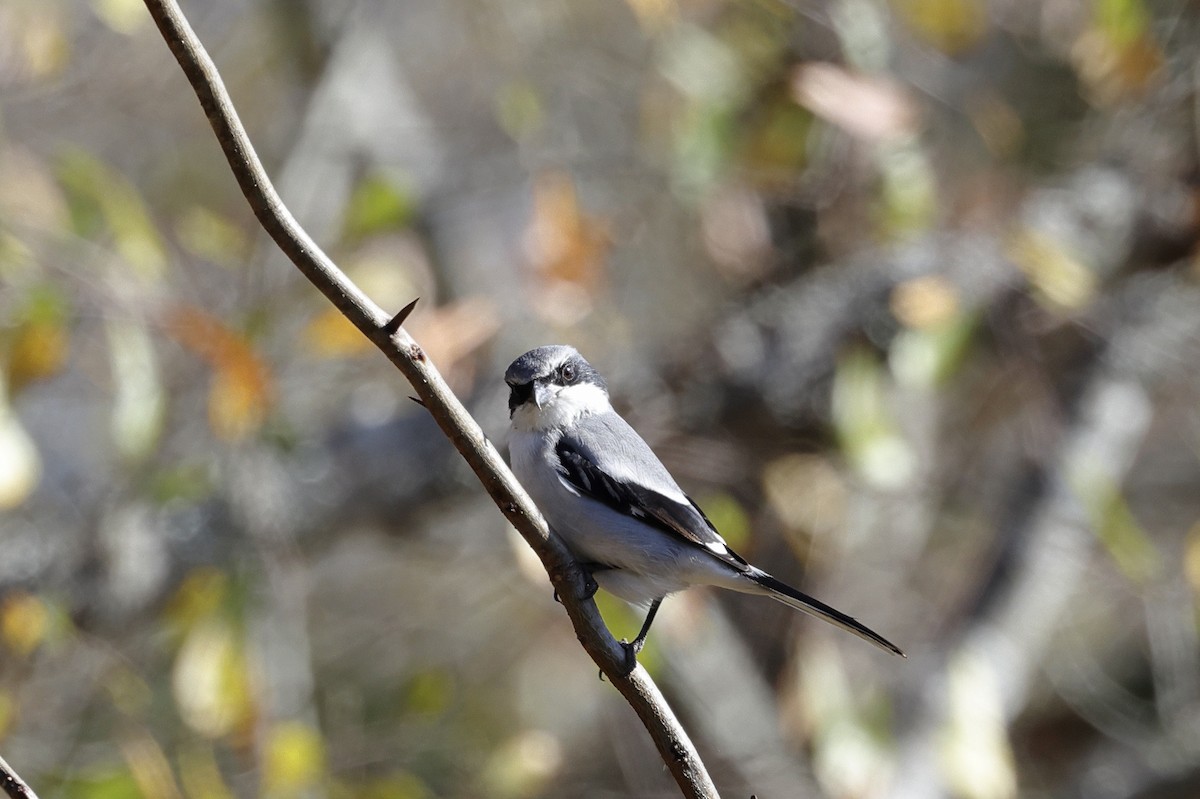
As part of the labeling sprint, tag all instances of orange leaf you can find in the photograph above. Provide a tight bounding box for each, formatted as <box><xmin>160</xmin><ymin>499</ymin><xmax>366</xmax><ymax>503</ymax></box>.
<box><xmin>7</xmin><ymin>319</ymin><xmax>69</xmax><ymax>391</ymax></box>
<box><xmin>166</xmin><ymin>308</ymin><xmax>273</xmax><ymax>441</ymax></box>
<box><xmin>303</xmin><ymin>307</ymin><xmax>372</xmax><ymax>358</ymax></box>
<box><xmin>523</xmin><ymin>171</ymin><xmax>611</xmax><ymax>323</ymax></box>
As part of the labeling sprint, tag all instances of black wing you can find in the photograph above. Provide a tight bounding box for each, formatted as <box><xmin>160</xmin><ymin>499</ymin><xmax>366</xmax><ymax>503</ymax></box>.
<box><xmin>555</xmin><ymin>435</ymin><xmax>748</xmax><ymax>570</ymax></box>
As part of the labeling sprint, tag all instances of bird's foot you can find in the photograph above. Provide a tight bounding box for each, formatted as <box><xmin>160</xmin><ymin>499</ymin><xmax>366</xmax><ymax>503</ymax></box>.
<box><xmin>552</xmin><ymin>570</ymin><xmax>600</xmax><ymax>604</ymax></box>
<box><xmin>619</xmin><ymin>637</ymin><xmax>645</xmax><ymax>673</ymax></box>
<box><xmin>596</xmin><ymin>638</ymin><xmax>645</xmax><ymax>681</ymax></box>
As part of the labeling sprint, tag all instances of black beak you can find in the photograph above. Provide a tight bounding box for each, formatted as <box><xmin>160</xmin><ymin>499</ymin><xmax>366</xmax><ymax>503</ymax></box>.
<box><xmin>508</xmin><ymin>381</ymin><xmax>534</xmax><ymax>415</ymax></box>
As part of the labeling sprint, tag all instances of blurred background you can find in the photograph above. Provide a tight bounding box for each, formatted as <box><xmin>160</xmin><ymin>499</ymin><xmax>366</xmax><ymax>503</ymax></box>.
<box><xmin>1</xmin><ymin>0</ymin><xmax>1199</xmax><ymax>797</ymax></box>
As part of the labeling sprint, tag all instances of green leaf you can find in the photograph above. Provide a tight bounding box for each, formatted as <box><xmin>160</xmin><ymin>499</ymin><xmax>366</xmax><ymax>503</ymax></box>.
<box><xmin>404</xmin><ymin>669</ymin><xmax>455</xmax><ymax>717</ymax></box>
<box><xmin>341</xmin><ymin>174</ymin><xmax>416</xmax><ymax>243</ymax></box>
<box><xmin>696</xmin><ymin>492</ymin><xmax>751</xmax><ymax>550</ymax></box>
<box><xmin>890</xmin><ymin>312</ymin><xmax>977</xmax><ymax>387</ymax></box>
<box><xmin>495</xmin><ymin>81</ymin><xmax>544</xmax><ymax>140</ymax></box>
<box><xmin>1096</xmin><ymin>0</ymin><xmax>1150</xmax><ymax>46</ymax></box>
<box><xmin>832</xmin><ymin>347</ymin><xmax>916</xmax><ymax>489</ymax></box>
<box><xmin>56</xmin><ymin>149</ymin><xmax>166</xmax><ymax>279</ymax></box>
<box><xmin>61</xmin><ymin>768</ymin><xmax>143</xmax><ymax>799</ymax></box>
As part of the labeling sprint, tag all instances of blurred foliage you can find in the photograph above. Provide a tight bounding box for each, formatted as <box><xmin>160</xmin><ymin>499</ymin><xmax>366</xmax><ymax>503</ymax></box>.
<box><xmin>1</xmin><ymin>0</ymin><xmax>1199</xmax><ymax>797</ymax></box>
<box><xmin>340</xmin><ymin>175</ymin><xmax>416</xmax><ymax>246</ymax></box>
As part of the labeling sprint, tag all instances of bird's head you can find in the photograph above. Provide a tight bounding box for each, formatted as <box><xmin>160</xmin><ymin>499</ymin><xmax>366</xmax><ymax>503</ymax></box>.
<box><xmin>505</xmin><ymin>345</ymin><xmax>609</xmax><ymax>430</ymax></box>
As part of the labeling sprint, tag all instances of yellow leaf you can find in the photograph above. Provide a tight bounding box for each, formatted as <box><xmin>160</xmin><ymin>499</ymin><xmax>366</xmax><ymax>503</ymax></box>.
<box><xmin>892</xmin><ymin>0</ymin><xmax>987</xmax><ymax>55</ymax></box>
<box><xmin>263</xmin><ymin>721</ymin><xmax>326</xmax><ymax>796</ymax></box>
<box><xmin>1</xmin><ymin>591</ymin><xmax>48</xmax><ymax>656</ymax></box>
<box><xmin>165</xmin><ymin>568</ymin><xmax>229</xmax><ymax>631</ymax></box>
<box><xmin>0</xmin><ymin>691</ymin><xmax>15</xmax><ymax>739</ymax></box>
<box><xmin>178</xmin><ymin>743</ymin><xmax>235</xmax><ymax>799</ymax></box>
<box><xmin>1071</xmin><ymin>473</ymin><xmax>1160</xmax><ymax>583</ymax></box>
<box><xmin>0</xmin><ymin>6</ymin><xmax>69</xmax><ymax>79</ymax></box>
<box><xmin>89</xmin><ymin>0</ymin><xmax>148</xmax><ymax>35</ymax></box>
<box><xmin>304</xmin><ymin>249</ymin><xmax>421</xmax><ymax>359</ymax></box>
<box><xmin>173</xmin><ymin>619</ymin><xmax>253</xmax><ymax>739</ymax></box>
<box><xmin>405</xmin><ymin>669</ymin><xmax>455</xmax><ymax>717</ymax></box>
<box><xmin>1007</xmin><ymin>228</ymin><xmax>1097</xmax><ymax>310</ymax></box>
<box><xmin>119</xmin><ymin>734</ymin><xmax>183</xmax><ymax>799</ymax></box>
<box><xmin>479</xmin><ymin>730</ymin><xmax>563</xmax><ymax>799</ymax></box>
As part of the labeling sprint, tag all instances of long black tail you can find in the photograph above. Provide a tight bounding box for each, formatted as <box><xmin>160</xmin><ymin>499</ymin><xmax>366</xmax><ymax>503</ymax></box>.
<box><xmin>749</xmin><ymin>570</ymin><xmax>905</xmax><ymax>657</ymax></box>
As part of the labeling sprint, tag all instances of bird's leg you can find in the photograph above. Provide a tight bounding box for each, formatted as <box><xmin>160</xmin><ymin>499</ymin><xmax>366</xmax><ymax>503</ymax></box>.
<box><xmin>619</xmin><ymin>597</ymin><xmax>664</xmax><ymax>672</ymax></box>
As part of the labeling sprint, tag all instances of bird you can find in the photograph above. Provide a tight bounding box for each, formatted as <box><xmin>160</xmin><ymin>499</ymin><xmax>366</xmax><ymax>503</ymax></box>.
<box><xmin>504</xmin><ymin>344</ymin><xmax>904</xmax><ymax>666</ymax></box>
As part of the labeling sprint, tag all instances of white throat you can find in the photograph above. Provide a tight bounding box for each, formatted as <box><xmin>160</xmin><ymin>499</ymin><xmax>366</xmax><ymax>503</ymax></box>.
<box><xmin>510</xmin><ymin>382</ymin><xmax>611</xmax><ymax>432</ymax></box>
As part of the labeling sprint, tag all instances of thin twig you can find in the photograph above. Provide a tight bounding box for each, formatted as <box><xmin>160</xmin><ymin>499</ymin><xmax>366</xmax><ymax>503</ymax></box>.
<box><xmin>0</xmin><ymin>755</ymin><xmax>40</xmax><ymax>799</ymax></box>
<box><xmin>139</xmin><ymin>1</ymin><xmax>720</xmax><ymax>796</ymax></box>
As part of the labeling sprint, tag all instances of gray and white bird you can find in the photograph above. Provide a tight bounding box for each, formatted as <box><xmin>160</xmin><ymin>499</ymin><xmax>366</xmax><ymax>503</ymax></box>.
<box><xmin>505</xmin><ymin>344</ymin><xmax>904</xmax><ymax>662</ymax></box>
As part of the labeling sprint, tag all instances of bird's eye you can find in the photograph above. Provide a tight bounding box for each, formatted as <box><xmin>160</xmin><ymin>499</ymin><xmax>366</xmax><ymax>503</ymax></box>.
<box><xmin>560</xmin><ymin>363</ymin><xmax>577</xmax><ymax>383</ymax></box>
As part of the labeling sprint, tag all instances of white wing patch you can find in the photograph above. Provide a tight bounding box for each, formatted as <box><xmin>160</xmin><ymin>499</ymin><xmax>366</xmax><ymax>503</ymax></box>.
<box><xmin>705</xmin><ymin>541</ymin><xmax>730</xmax><ymax>556</ymax></box>
<box><xmin>555</xmin><ymin>472</ymin><xmax>582</xmax><ymax>496</ymax></box>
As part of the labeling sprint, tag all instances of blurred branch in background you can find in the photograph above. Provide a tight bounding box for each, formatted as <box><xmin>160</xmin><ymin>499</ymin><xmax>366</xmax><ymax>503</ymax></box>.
<box><xmin>137</xmin><ymin>0</ymin><xmax>719</xmax><ymax>797</ymax></box>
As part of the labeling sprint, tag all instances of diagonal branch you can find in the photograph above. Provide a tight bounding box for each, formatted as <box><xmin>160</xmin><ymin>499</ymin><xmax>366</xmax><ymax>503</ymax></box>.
<box><xmin>140</xmin><ymin>1</ymin><xmax>720</xmax><ymax>797</ymax></box>
<box><xmin>0</xmin><ymin>755</ymin><xmax>40</xmax><ymax>799</ymax></box>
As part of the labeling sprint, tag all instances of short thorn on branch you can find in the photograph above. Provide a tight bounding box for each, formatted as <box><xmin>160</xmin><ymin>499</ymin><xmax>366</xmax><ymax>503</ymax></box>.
<box><xmin>383</xmin><ymin>297</ymin><xmax>420</xmax><ymax>335</ymax></box>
